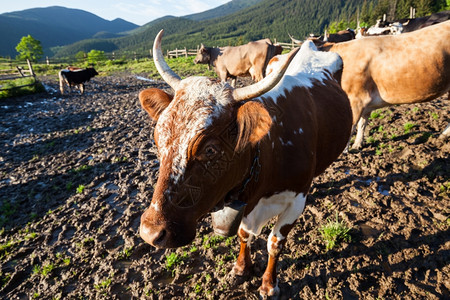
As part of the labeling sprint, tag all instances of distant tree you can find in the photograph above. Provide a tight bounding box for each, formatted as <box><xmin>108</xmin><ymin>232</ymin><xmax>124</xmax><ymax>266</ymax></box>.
<box><xmin>87</xmin><ymin>50</ymin><xmax>106</xmax><ymax>65</ymax></box>
<box><xmin>415</xmin><ymin>0</ymin><xmax>433</xmax><ymax>16</ymax></box>
<box><xmin>15</xmin><ymin>35</ymin><xmax>43</xmax><ymax>62</ymax></box>
<box><xmin>75</xmin><ymin>51</ymin><xmax>86</xmax><ymax>62</ymax></box>
<box><xmin>396</xmin><ymin>0</ymin><xmax>414</xmax><ymax>19</ymax></box>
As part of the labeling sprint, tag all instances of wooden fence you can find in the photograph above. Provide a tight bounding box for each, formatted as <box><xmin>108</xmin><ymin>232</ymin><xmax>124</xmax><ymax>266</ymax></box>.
<box><xmin>167</xmin><ymin>47</ymin><xmax>200</xmax><ymax>58</ymax></box>
<box><xmin>166</xmin><ymin>40</ymin><xmax>297</xmax><ymax>58</ymax></box>
<box><xmin>0</xmin><ymin>59</ymin><xmax>36</xmax><ymax>91</ymax></box>
<box><xmin>0</xmin><ymin>38</ymin><xmax>298</xmax><ymax>73</ymax></box>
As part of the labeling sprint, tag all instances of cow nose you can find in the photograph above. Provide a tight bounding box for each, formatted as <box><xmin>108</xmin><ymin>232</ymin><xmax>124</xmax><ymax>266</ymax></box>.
<box><xmin>140</xmin><ymin>223</ymin><xmax>168</xmax><ymax>248</ymax></box>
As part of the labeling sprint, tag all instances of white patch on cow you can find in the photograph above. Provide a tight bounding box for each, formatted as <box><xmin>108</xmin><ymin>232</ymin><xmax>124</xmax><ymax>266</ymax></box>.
<box><xmin>261</xmin><ymin>41</ymin><xmax>342</xmax><ymax>104</ymax></box>
<box><xmin>294</xmin><ymin>128</ymin><xmax>304</xmax><ymax>135</ymax></box>
<box><xmin>240</xmin><ymin>191</ymin><xmax>307</xmax><ymax>237</ymax></box>
<box><xmin>155</xmin><ymin>77</ymin><xmax>233</xmax><ymax>183</ymax></box>
<box><xmin>279</xmin><ymin>138</ymin><xmax>293</xmax><ymax>147</ymax></box>
<box><xmin>150</xmin><ymin>201</ymin><xmax>160</xmax><ymax>212</ymax></box>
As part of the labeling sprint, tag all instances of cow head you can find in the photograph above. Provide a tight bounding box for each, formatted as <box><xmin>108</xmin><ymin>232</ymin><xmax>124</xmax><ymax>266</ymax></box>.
<box><xmin>194</xmin><ymin>44</ymin><xmax>211</xmax><ymax>64</ymax></box>
<box><xmin>87</xmin><ymin>68</ymin><xmax>99</xmax><ymax>78</ymax></box>
<box><xmin>139</xmin><ymin>30</ymin><xmax>294</xmax><ymax>248</ymax></box>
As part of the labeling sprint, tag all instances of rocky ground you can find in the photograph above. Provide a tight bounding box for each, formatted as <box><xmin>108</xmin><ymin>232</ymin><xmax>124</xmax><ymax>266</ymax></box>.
<box><xmin>0</xmin><ymin>74</ymin><xmax>449</xmax><ymax>299</ymax></box>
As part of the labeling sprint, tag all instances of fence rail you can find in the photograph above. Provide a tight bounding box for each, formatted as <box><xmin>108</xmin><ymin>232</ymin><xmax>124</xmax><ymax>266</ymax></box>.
<box><xmin>0</xmin><ymin>39</ymin><xmax>298</xmax><ymax>71</ymax></box>
<box><xmin>0</xmin><ymin>59</ymin><xmax>36</xmax><ymax>91</ymax></box>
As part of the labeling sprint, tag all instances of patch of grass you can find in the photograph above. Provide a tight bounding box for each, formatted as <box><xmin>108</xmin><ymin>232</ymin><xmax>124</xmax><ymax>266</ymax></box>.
<box><xmin>439</xmin><ymin>182</ymin><xmax>450</xmax><ymax>198</ymax></box>
<box><xmin>403</xmin><ymin>122</ymin><xmax>416</xmax><ymax>134</ymax></box>
<box><xmin>1</xmin><ymin>271</ymin><xmax>11</xmax><ymax>289</ymax></box>
<box><xmin>0</xmin><ymin>199</ymin><xmax>18</xmax><ymax>228</ymax></box>
<box><xmin>118</xmin><ymin>246</ymin><xmax>133</xmax><ymax>260</ymax></box>
<box><xmin>33</xmin><ymin>262</ymin><xmax>55</xmax><ymax>277</ymax></box>
<box><xmin>203</xmin><ymin>235</ymin><xmax>226</xmax><ymax>249</ymax></box>
<box><xmin>369</xmin><ymin>110</ymin><xmax>381</xmax><ymax>120</ymax></box>
<box><xmin>66</xmin><ymin>182</ymin><xmax>73</xmax><ymax>191</ymax></box>
<box><xmin>0</xmin><ymin>240</ymin><xmax>15</xmax><ymax>259</ymax></box>
<box><xmin>70</xmin><ymin>165</ymin><xmax>92</xmax><ymax>173</ymax></box>
<box><xmin>76</xmin><ymin>185</ymin><xmax>85</xmax><ymax>194</ymax></box>
<box><xmin>0</xmin><ymin>78</ymin><xmax>45</xmax><ymax>99</ymax></box>
<box><xmin>366</xmin><ymin>136</ymin><xmax>376</xmax><ymax>145</ymax></box>
<box><xmin>94</xmin><ymin>277</ymin><xmax>112</xmax><ymax>290</ymax></box>
<box><xmin>165</xmin><ymin>251</ymin><xmax>188</xmax><ymax>275</ymax></box>
<box><xmin>319</xmin><ymin>212</ymin><xmax>352</xmax><ymax>251</ymax></box>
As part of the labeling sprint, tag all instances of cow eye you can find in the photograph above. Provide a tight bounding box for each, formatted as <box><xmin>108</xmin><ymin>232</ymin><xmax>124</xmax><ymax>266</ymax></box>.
<box><xmin>204</xmin><ymin>145</ymin><xmax>218</xmax><ymax>158</ymax></box>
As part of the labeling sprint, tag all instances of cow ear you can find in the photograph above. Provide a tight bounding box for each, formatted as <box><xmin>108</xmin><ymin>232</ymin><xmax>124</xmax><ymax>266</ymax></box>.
<box><xmin>235</xmin><ymin>101</ymin><xmax>272</xmax><ymax>152</ymax></box>
<box><xmin>139</xmin><ymin>88</ymin><xmax>173</xmax><ymax>121</ymax></box>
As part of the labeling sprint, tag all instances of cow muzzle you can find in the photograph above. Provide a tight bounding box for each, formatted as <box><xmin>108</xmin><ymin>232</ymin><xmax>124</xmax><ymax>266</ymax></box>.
<box><xmin>139</xmin><ymin>210</ymin><xmax>196</xmax><ymax>248</ymax></box>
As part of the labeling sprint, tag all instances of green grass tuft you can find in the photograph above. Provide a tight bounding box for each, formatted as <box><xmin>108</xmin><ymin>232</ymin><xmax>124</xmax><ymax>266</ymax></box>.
<box><xmin>319</xmin><ymin>212</ymin><xmax>352</xmax><ymax>250</ymax></box>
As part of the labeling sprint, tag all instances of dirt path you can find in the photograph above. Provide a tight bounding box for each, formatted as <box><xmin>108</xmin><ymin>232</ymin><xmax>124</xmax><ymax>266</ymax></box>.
<box><xmin>0</xmin><ymin>74</ymin><xmax>449</xmax><ymax>299</ymax></box>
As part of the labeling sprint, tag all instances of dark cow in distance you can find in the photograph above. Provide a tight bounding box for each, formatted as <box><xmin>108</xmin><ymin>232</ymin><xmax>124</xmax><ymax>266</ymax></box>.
<box><xmin>290</xmin><ymin>29</ymin><xmax>355</xmax><ymax>45</ymax></box>
<box><xmin>194</xmin><ymin>39</ymin><xmax>283</xmax><ymax>86</ymax></box>
<box><xmin>399</xmin><ymin>10</ymin><xmax>450</xmax><ymax>32</ymax></box>
<box><xmin>58</xmin><ymin>67</ymin><xmax>98</xmax><ymax>95</ymax></box>
<box><xmin>139</xmin><ymin>30</ymin><xmax>352</xmax><ymax>298</ymax></box>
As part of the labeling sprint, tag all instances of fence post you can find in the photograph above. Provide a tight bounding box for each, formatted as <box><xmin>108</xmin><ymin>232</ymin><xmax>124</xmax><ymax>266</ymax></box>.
<box><xmin>46</xmin><ymin>56</ymin><xmax>50</xmax><ymax>65</ymax></box>
<box><xmin>149</xmin><ymin>49</ymin><xmax>152</xmax><ymax>58</ymax></box>
<box><xmin>184</xmin><ymin>48</ymin><xmax>187</xmax><ymax>58</ymax></box>
<box><xmin>26</xmin><ymin>59</ymin><xmax>35</xmax><ymax>77</ymax></box>
<box><xmin>175</xmin><ymin>48</ymin><xmax>178</xmax><ymax>58</ymax></box>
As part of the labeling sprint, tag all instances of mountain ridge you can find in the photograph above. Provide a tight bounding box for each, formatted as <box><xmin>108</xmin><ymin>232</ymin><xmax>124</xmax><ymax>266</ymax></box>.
<box><xmin>0</xmin><ymin>6</ymin><xmax>138</xmax><ymax>57</ymax></box>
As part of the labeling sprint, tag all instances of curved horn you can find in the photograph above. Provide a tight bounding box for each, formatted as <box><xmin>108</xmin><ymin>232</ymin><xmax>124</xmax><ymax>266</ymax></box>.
<box><xmin>232</xmin><ymin>47</ymin><xmax>299</xmax><ymax>101</ymax></box>
<box><xmin>288</xmin><ymin>33</ymin><xmax>303</xmax><ymax>45</ymax></box>
<box><xmin>153</xmin><ymin>29</ymin><xmax>181</xmax><ymax>90</ymax></box>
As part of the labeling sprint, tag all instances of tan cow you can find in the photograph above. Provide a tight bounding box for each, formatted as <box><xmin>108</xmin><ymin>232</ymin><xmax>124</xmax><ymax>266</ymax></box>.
<box><xmin>194</xmin><ymin>39</ymin><xmax>283</xmax><ymax>86</ymax></box>
<box><xmin>311</xmin><ymin>20</ymin><xmax>450</xmax><ymax>148</ymax></box>
<box><xmin>139</xmin><ymin>30</ymin><xmax>352</xmax><ymax>298</ymax></box>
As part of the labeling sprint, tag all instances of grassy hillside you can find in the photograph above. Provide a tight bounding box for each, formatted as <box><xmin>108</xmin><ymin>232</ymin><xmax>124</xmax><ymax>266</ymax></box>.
<box><xmin>54</xmin><ymin>0</ymin><xmax>371</xmax><ymax>58</ymax></box>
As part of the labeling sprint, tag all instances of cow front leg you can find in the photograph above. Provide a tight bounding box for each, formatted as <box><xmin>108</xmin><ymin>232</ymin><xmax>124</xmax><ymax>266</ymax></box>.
<box><xmin>259</xmin><ymin>192</ymin><xmax>307</xmax><ymax>298</ymax></box>
<box><xmin>232</xmin><ymin>227</ymin><xmax>253</xmax><ymax>276</ymax></box>
<box><xmin>260</xmin><ymin>224</ymin><xmax>296</xmax><ymax>298</ymax></box>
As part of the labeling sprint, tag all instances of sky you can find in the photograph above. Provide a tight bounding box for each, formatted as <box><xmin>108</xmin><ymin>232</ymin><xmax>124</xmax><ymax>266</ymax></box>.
<box><xmin>0</xmin><ymin>0</ymin><xmax>230</xmax><ymax>26</ymax></box>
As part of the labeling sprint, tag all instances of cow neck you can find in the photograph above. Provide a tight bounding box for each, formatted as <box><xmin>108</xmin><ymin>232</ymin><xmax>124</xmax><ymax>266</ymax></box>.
<box><xmin>215</xmin><ymin>142</ymin><xmax>261</xmax><ymax>211</ymax></box>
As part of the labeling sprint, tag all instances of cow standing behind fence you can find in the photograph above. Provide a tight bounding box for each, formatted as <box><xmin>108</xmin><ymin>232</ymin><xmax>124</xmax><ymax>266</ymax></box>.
<box><xmin>194</xmin><ymin>39</ymin><xmax>283</xmax><ymax>87</ymax></box>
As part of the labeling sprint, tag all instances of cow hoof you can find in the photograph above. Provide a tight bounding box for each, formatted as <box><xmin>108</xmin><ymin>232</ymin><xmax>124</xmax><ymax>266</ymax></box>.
<box><xmin>224</xmin><ymin>268</ymin><xmax>250</xmax><ymax>287</ymax></box>
<box><xmin>259</xmin><ymin>284</ymin><xmax>280</xmax><ymax>300</ymax></box>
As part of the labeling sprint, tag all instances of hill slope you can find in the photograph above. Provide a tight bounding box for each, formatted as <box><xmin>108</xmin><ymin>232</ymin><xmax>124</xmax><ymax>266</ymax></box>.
<box><xmin>54</xmin><ymin>0</ymin><xmax>371</xmax><ymax>58</ymax></box>
<box><xmin>0</xmin><ymin>6</ymin><xmax>138</xmax><ymax>57</ymax></box>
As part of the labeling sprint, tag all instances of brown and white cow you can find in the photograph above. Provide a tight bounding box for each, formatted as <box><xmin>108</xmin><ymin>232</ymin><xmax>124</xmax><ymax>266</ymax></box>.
<box><xmin>193</xmin><ymin>39</ymin><xmax>283</xmax><ymax>86</ymax></box>
<box><xmin>307</xmin><ymin>20</ymin><xmax>450</xmax><ymax>148</ymax></box>
<box><xmin>139</xmin><ymin>30</ymin><xmax>352</xmax><ymax>298</ymax></box>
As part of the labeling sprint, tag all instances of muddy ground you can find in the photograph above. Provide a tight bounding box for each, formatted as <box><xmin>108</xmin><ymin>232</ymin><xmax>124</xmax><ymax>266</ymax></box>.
<box><xmin>0</xmin><ymin>74</ymin><xmax>449</xmax><ymax>300</ymax></box>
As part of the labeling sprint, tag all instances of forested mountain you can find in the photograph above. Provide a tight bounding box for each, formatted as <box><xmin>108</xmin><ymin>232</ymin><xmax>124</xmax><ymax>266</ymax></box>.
<box><xmin>0</xmin><ymin>6</ymin><xmax>138</xmax><ymax>57</ymax></box>
<box><xmin>4</xmin><ymin>0</ymin><xmax>448</xmax><ymax>59</ymax></box>
<box><xmin>185</xmin><ymin>0</ymin><xmax>263</xmax><ymax>21</ymax></box>
<box><xmin>54</xmin><ymin>0</ymin><xmax>373</xmax><ymax>58</ymax></box>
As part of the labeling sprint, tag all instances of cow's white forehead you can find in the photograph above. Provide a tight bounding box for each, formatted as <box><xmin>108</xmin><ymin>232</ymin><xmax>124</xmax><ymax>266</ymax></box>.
<box><xmin>155</xmin><ymin>77</ymin><xmax>234</xmax><ymax>183</ymax></box>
